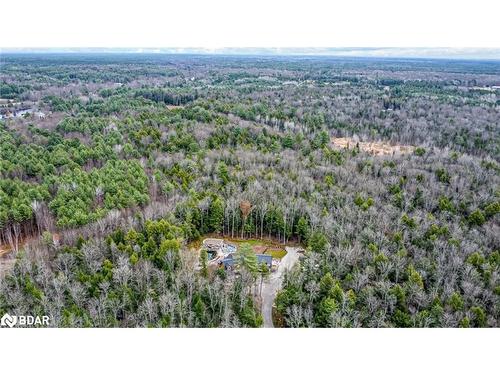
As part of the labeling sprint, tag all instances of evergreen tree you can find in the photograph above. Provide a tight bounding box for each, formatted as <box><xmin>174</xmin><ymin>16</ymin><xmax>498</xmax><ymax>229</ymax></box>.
<box><xmin>208</xmin><ymin>197</ymin><xmax>224</xmax><ymax>234</ymax></box>
<box><xmin>236</xmin><ymin>243</ymin><xmax>258</xmax><ymax>275</ymax></box>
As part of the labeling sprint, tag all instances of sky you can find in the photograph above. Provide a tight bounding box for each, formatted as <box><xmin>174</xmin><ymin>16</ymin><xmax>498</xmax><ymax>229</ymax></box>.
<box><xmin>1</xmin><ymin>0</ymin><xmax>499</xmax><ymax>50</ymax></box>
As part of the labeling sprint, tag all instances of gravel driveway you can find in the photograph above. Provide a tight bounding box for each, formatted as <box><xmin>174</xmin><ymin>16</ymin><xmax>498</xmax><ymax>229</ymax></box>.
<box><xmin>261</xmin><ymin>247</ymin><xmax>301</xmax><ymax>328</ymax></box>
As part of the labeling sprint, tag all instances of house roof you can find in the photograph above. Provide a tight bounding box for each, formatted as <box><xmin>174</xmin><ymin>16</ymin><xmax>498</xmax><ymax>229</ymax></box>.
<box><xmin>257</xmin><ymin>254</ymin><xmax>272</xmax><ymax>265</ymax></box>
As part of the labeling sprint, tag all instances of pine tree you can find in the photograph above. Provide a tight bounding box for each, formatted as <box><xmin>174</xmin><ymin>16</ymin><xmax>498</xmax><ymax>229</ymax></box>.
<box><xmin>296</xmin><ymin>216</ymin><xmax>309</xmax><ymax>243</ymax></box>
<box><xmin>208</xmin><ymin>197</ymin><xmax>224</xmax><ymax>234</ymax></box>
<box><xmin>236</xmin><ymin>243</ymin><xmax>258</xmax><ymax>275</ymax></box>
<box><xmin>200</xmin><ymin>248</ymin><xmax>208</xmax><ymax>277</ymax></box>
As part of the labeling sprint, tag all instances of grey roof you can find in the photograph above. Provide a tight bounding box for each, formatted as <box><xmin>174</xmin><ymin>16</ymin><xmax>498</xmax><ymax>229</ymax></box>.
<box><xmin>257</xmin><ymin>254</ymin><xmax>272</xmax><ymax>266</ymax></box>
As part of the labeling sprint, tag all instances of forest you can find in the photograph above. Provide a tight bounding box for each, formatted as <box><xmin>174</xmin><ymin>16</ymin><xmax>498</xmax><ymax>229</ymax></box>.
<box><xmin>0</xmin><ymin>53</ymin><xmax>498</xmax><ymax>327</ymax></box>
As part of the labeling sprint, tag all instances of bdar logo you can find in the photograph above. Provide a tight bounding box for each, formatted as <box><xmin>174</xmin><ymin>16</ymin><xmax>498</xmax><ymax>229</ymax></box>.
<box><xmin>1</xmin><ymin>313</ymin><xmax>17</xmax><ymax>328</ymax></box>
<box><xmin>0</xmin><ymin>313</ymin><xmax>49</xmax><ymax>327</ymax></box>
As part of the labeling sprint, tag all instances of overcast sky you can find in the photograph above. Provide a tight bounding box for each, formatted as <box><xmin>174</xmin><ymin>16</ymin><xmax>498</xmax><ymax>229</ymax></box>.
<box><xmin>2</xmin><ymin>0</ymin><xmax>499</xmax><ymax>48</ymax></box>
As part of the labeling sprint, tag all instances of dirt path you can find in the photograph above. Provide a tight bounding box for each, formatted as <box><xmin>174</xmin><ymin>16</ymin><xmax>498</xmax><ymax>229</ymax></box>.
<box><xmin>261</xmin><ymin>247</ymin><xmax>301</xmax><ymax>328</ymax></box>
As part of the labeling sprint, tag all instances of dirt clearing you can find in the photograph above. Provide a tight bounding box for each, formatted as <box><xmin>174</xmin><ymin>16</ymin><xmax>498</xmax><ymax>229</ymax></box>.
<box><xmin>332</xmin><ymin>137</ymin><xmax>415</xmax><ymax>156</ymax></box>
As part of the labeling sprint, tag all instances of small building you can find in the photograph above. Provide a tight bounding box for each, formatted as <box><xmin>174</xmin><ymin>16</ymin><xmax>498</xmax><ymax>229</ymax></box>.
<box><xmin>257</xmin><ymin>254</ymin><xmax>273</xmax><ymax>268</ymax></box>
<box><xmin>220</xmin><ymin>256</ymin><xmax>234</xmax><ymax>270</ymax></box>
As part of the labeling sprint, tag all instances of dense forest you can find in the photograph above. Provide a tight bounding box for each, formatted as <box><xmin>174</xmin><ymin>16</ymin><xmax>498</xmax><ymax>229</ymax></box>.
<box><xmin>0</xmin><ymin>54</ymin><xmax>498</xmax><ymax>327</ymax></box>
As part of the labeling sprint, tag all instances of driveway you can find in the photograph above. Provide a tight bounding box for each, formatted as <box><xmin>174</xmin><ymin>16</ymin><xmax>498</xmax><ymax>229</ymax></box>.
<box><xmin>261</xmin><ymin>246</ymin><xmax>301</xmax><ymax>328</ymax></box>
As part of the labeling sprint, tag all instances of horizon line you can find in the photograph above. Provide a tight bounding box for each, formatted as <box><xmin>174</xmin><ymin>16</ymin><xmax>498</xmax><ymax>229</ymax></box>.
<box><xmin>2</xmin><ymin>47</ymin><xmax>500</xmax><ymax>60</ymax></box>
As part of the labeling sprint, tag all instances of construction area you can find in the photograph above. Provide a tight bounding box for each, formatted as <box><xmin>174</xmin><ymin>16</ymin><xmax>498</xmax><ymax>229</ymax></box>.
<box><xmin>331</xmin><ymin>137</ymin><xmax>415</xmax><ymax>156</ymax></box>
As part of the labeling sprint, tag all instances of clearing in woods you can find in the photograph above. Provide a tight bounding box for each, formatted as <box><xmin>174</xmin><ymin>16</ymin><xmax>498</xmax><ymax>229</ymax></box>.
<box><xmin>332</xmin><ymin>137</ymin><xmax>415</xmax><ymax>156</ymax></box>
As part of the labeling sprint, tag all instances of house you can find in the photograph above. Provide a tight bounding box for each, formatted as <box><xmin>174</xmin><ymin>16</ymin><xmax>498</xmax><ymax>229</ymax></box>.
<box><xmin>257</xmin><ymin>254</ymin><xmax>273</xmax><ymax>268</ymax></box>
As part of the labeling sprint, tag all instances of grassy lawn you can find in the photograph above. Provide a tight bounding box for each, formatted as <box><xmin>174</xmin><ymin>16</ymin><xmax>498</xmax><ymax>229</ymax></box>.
<box><xmin>264</xmin><ymin>248</ymin><xmax>287</xmax><ymax>259</ymax></box>
<box><xmin>227</xmin><ymin>238</ymin><xmax>274</xmax><ymax>247</ymax></box>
